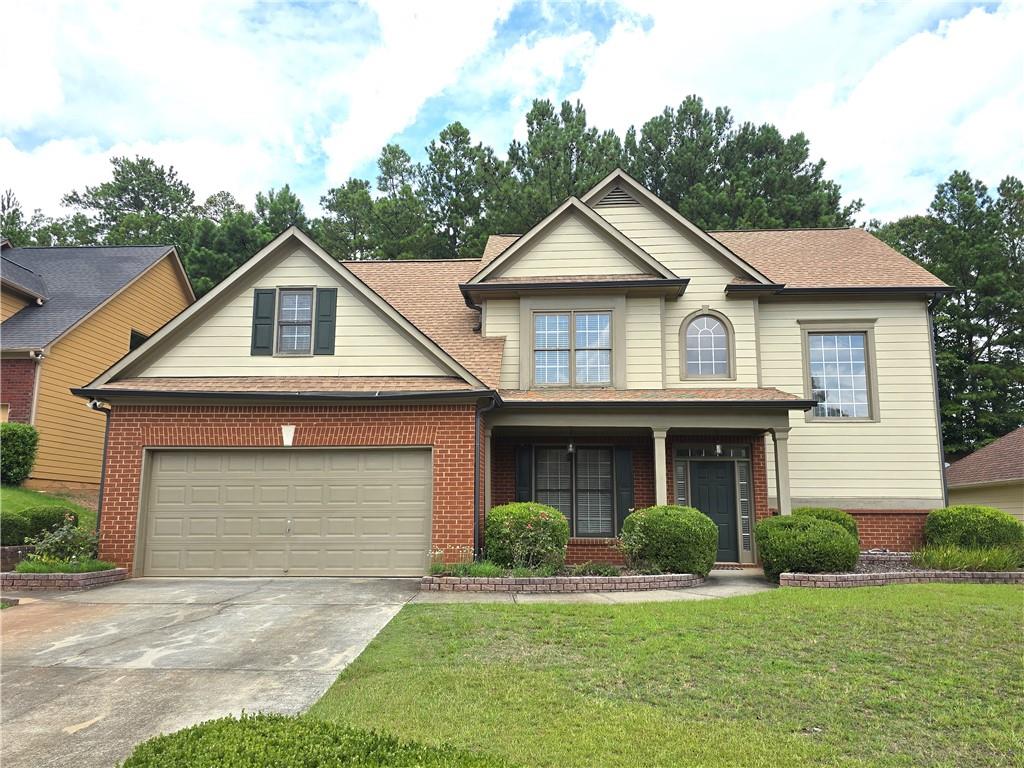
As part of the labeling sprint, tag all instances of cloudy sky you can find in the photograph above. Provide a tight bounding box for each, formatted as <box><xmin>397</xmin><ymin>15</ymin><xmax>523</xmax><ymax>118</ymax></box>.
<box><xmin>3</xmin><ymin>0</ymin><xmax>1022</xmax><ymax>223</ymax></box>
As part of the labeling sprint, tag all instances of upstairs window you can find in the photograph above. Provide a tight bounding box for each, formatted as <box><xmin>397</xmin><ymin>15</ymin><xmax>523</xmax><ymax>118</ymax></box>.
<box><xmin>807</xmin><ymin>332</ymin><xmax>871</xmax><ymax>418</ymax></box>
<box><xmin>276</xmin><ymin>289</ymin><xmax>313</xmax><ymax>355</ymax></box>
<box><xmin>684</xmin><ymin>312</ymin><xmax>731</xmax><ymax>378</ymax></box>
<box><xmin>534</xmin><ymin>311</ymin><xmax>611</xmax><ymax>386</ymax></box>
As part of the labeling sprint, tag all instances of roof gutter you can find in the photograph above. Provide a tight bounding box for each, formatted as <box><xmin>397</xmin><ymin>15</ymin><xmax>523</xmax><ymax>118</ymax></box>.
<box><xmin>460</xmin><ymin>278</ymin><xmax>690</xmax><ymax>309</ymax></box>
<box><xmin>86</xmin><ymin>399</ymin><xmax>112</xmax><ymax>539</ymax></box>
<box><xmin>473</xmin><ymin>394</ymin><xmax>500</xmax><ymax>558</ymax></box>
<box><xmin>499</xmin><ymin>399</ymin><xmax>816</xmax><ymax>411</ymax></box>
<box><xmin>71</xmin><ymin>387</ymin><xmax>500</xmax><ymax>403</ymax></box>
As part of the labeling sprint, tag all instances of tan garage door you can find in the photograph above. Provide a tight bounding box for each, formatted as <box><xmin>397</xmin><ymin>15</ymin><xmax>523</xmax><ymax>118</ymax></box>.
<box><xmin>140</xmin><ymin>448</ymin><xmax>432</xmax><ymax>576</ymax></box>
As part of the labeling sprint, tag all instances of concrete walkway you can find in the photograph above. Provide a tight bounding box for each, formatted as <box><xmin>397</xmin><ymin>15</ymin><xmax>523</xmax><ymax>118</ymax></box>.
<box><xmin>411</xmin><ymin>568</ymin><xmax>774</xmax><ymax>604</ymax></box>
<box><xmin>0</xmin><ymin>578</ymin><xmax>419</xmax><ymax>768</ymax></box>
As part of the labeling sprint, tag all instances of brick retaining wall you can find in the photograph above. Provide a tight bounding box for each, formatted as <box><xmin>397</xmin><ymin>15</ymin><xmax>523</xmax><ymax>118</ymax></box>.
<box><xmin>1</xmin><ymin>568</ymin><xmax>129</xmax><ymax>591</ymax></box>
<box><xmin>421</xmin><ymin>573</ymin><xmax>704</xmax><ymax>593</ymax></box>
<box><xmin>780</xmin><ymin>570</ymin><xmax>1024</xmax><ymax>588</ymax></box>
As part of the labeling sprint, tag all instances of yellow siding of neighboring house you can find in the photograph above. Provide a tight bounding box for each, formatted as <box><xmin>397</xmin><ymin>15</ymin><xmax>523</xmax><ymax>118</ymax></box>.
<box><xmin>948</xmin><ymin>482</ymin><xmax>1024</xmax><ymax>521</ymax></box>
<box><xmin>594</xmin><ymin>204</ymin><xmax>758</xmax><ymax>388</ymax></box>
<box><xmin>1</xmin><ymin>290</ymin><xmax>30</xmax><ymax>322</ymax></box>
<box><xmin>30</xmin><ymin>256</ymin><xmax>192</xmax><ymax>486</ymax></box>
<box><xmin>759</xmin><ymin>297</ymin><xmax>945</xmax><ymax>504</ymax></box>
<box><xmin>138</xmin><ymin>244</ymin><xmax>448</xmax><ymax>377</ymax></box>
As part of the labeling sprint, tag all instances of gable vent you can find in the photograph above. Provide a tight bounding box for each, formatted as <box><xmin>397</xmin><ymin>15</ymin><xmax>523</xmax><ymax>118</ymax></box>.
<box><xmin>594</xmin><ymin>185</ymin><xmax>640</xmax><ymax>207</ymax></box>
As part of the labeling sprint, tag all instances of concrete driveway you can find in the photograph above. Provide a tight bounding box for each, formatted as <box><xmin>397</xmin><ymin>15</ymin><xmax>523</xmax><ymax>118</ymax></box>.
<box><xmin>0</xmin><ymin>577</ymin><xmax>418</xmax><ymax>768</ymax></box>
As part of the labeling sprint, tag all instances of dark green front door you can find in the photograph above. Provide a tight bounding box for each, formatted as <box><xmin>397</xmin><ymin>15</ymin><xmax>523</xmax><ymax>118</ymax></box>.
<box><xmin>691</xmin><ymin>461</ymin><xmax>739</xmax><ymax>562</ymax></box>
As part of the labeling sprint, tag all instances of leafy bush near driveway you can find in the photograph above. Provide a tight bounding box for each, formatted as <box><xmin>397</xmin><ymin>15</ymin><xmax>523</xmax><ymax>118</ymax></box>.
<box><xmin>755</xmin><ymin>515</ymin><xmax>859</xmax><ymax>582</ymax></box>
<box><xmin>620</xmin><ymin>505</ymin><xmax>718</xmax><ymax>576</ymax></box>
<box><xmin>24</xmin><ymin>516</ymin><xmax>96</xmax><ymax>562</ymax></box>
<box><xmin>924</xmin><ymin>505</ymin><xmax>1024</xmax><ymax>548</ymax></box>
<box><xmin>0</xmin><ymin>423</ymin><xmax>39</xmax><ymax>485</ymax></box>
<box><xmin>0</xmin><ymin>505</ymin><xmax>79</xmax><ymax>546</ymax></box>
<box><xmin>911</xmin><ymin>544</ymin><xmax>1023</xmax><ymax>572</ymax></box>
<box><xmin>119</xmin><ymin>713</ymin><xmax>507</xmax><ymax>768</ymax></box>
<box><xmin>485</xmin><ymin>502</ymin><xmax>569</xmax><ymax>569</ymax></box>
<box><xmin>15</xmin><ymin>558</ymin><xmax>116</xmax><ymax>573</ymax></box>
<box><xmin>793</xmin><ymin>507</ymin><xmax>859</xmax><ymax>541</ymax></box>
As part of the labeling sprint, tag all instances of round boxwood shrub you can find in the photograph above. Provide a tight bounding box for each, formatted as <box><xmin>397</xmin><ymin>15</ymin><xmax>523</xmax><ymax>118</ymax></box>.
<box><xmin>120</xmin><ymin>713</ymin><xmax>504</xmax><ymax>767</ymax></box>
<box><xmin>0</xmin><ymin>422</ymin><xmax>39</xmax><ymax>485</ymax></box>
<box><xmin>485</xmin><ymin>502</ymin><xmax>569</xmax><ymax>569</ymax></box>
<box><xmin>754</xmin><ymin>515</ymin><xmax>859</xmax><ymax>582</ymax></box>
<box><xmin>620</xmin><ymin>505</ymin><xmax>718</xmax><ymax>576</ymax></box>
<box><xmin>793</xmin><ymin>506</ymin><xmax>859</xmax><ymax>541</ymax></box>
<box><xmin>924</xmin><ymin>505</ymin><xmax>1024</xmax><ymax>548</ymax></box>
<box><xmin>0</xmin><ymin>511</ymin><xmax>31</xmax><ymax>547</ymax></box>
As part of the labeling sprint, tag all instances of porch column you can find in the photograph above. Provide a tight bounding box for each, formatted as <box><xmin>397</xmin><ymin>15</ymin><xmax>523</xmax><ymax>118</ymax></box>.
<box><xmin>483</xmin><ymin>426</ymin><xmax>493</xmax><ymax>514</ymax></box>
<box><xmin>771</xmin><ymin>428</ymin><xmax>792</xmax><ymax>515</ymax></box>
<box><xmin>653</xmin><ymin>428</ymin><xmax>668</xmax><ymax>506</ymax></box>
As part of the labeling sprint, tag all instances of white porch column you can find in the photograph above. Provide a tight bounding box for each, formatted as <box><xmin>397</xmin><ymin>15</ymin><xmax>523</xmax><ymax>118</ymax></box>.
<box><xmin>653</xmin><ymin>428</ymin><xmax>668</xmax><ymax>506</ymax></box>
<box><xmin>483</xmin><ymin>426</ymin><xmax>493</xmax><ymax>514</ymax></box>
<box><xmin>771</xmin><ymin>428</ymin><xmax>792</xmax><ymax>515</ymax></box>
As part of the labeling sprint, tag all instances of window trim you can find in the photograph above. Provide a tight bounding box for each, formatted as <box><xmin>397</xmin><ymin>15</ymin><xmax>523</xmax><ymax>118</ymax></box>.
<box><xmin>680</xmin><ymin>307</ymin><xmax>736</xmax><ymax>381</ymax></box>
<box><xmin>532</xmin><ymin>443</ymin><xmax>616</xmax><ymax>538</ymax></box>
<box><xmin>273</xmin><ymin>286</ymin><xmax>315</xmax><ymax>357</ymax></box>
<box><xmin>531</xmin><ymin>309</ymin><xmax>613</xmax><ymax>388</ymax></box>
<box><xmin>798</xmin><ymin>319</ymin><xmax>880</xmax><ymax>423</ymax></box>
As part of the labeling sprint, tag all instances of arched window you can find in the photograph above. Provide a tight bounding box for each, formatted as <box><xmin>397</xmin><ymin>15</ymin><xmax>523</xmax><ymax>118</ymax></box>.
<box><xmin>684</xmin><ymin>313</ymin><xmax>731</xmax><ymax>377</ymax></box>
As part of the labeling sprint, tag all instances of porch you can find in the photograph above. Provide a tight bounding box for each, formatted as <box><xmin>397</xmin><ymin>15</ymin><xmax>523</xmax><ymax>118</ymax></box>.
<box><xmin>484</xmin><ymin>407</ymin><xmax>797</xmax><ymax>566</ymax></box>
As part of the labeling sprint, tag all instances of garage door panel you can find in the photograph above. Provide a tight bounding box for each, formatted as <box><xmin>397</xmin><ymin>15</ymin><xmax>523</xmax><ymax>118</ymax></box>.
<box><xmin>142</xmin><ymin>449</ymin><xmax>431</xmax><ymax>576</ymax></box>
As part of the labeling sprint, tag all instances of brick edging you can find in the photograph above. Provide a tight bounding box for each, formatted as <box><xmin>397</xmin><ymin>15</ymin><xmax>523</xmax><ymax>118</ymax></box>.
<box><xmin>421</xmin><ymin>573</ymin><xmax>705</xmax><ymax>593</ymax></box>
<box><xmin>1</xmin><ymin>568</ymin><xmax>129</xmax><ymax>592</ymax></box>
<box><xmin>780</xmin><ymin>570</ymin><xmax>1024</xmax><ymax>588</ymax></box>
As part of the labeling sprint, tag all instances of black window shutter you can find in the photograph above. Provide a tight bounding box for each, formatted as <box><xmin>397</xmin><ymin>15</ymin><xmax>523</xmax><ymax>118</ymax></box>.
<box><xmin>314</xmin><ymin>288</ymin><xmax>337</xmax><ymax>355</ymax></box>
<box><xmin>251</xmin><ymin>289</ymin><xmax>276</xmax><ymax>356</ymax></box>
<box><xmin>514</xmin><ymin>445</ymin><xmax>533</xmax><ymax>502</ymax></box>
<box><xmin>614</xmin><ymin>446</ymin><xmax>634</xmax><ymax>532</ymax></box>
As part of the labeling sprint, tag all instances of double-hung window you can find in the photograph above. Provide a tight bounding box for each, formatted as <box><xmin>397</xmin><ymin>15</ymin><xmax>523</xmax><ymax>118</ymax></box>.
<box><xmin>534</xmin><ymin>446</ymin><xmax>614</xmax><ymax>537</ymax></box>
<box><xmin>276</xmin><ymin>289</ymin><xmax>314</xmax><ymax>355</ymax></box>
<box><xmin>802</xmin><ymin>324</ymin><xmax>878</xmax><ymax>420</ymax></box>
<box><xmin>534</xmin><ymin>311</ymin><xmax>611</xmax><ymax>386</ymax></box>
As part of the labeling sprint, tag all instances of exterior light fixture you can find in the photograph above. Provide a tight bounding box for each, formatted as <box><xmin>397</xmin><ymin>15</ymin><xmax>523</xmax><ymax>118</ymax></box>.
<box><xmin>715</xmin><ymin>443</ymin><xmax>723</xmax><ymax>456</ymax></box>
<box><xmin>567</xmin><ymin>442</ymin><xmax>576</xmax><ymax>455</ymax></box>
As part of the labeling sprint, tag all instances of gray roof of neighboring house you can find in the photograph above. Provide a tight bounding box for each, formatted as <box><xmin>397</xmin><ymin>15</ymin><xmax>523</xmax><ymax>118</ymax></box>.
<box><xmin>0</xmin><ymin>245</ymin><xmax>176</xmax><ymax>349</ymax></box>
<box><xmin>1</xmin><ymin>254</ymin><xmax>49</xmax><ymax>299</ymax></box>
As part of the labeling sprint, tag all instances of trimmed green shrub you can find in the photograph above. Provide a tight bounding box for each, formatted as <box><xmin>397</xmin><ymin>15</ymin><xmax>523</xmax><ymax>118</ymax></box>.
<box><xmin>793</xmin><ymin>507</ymin><xmax>859</xmax><ymax>541</ymax></box>
<box><xmin>911</xmin><ymin>544</ymin><xmax>1024</xmax><ymax>572</ymax></box>
<box><xmin>25</xmin><ymin>517</ymin><xmax>97</xmax><ymax>562</ymax></box>
<box><xmin>0</xmin><ymin>423</ymin><xmax>38</xmax><ymax>485</ymax></box>
<box><xmin>924</xmin><ymin>505</ymin><xmax>1024</xmax><ymax>548</ymax></box>
<box><xmin>15</xmin><ymin>558</ymin><xmax>116</xmax><ymax>573</ymax></box>
<box><xmin>0</xmin><ymin>511</ymin><xmax>31</xmax><ymax>547</ymax></box>
<box><xmin>755</xmin><ymin>515</ymin><xmax>859</xmax><ymax>582</ymax></box>
<box><xmin>119</xmin><ymin>713</ymin><xmax>506</xmax><ymax>767</ymax></box>
<box><xmin>485</xmin><ymin>502</ymin><xmax>569</xmax><ymax>569</ymax></box>
<box><xmin>620</xmin><ymin>505</ymin><xmax>718</xmax><ymax>576</ymax></box>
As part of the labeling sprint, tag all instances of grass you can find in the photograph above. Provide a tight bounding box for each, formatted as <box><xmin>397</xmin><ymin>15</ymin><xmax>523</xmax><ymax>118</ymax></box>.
<box><xmin>1</xmin><ymin>485</ymin><xmax>97</xmax><ymax>533</ymax></box>
<box><xmin>14</xmin><ymin>557</ymin><xmax>116</xmax><ymax>573</ymax></box>
<box><xmin>311</xmin><ymin>584</ymin><xmax>1023</xmax><ymax>768</ymax></box>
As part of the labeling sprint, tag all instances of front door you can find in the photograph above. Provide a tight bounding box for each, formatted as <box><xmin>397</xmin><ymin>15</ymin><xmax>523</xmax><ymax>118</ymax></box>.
<box><xmin>690</xmin><ymin>461</ymin><xmax>739</xmax><ymax>562</ymax></box>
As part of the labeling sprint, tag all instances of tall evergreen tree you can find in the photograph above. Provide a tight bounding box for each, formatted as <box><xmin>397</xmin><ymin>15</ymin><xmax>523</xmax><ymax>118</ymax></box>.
<box><xmin>319</xmin><ymin>178</ymin><xmax>375</xmax><ymax>260</ymax></box>
<box><xmin>875</xmin><ymin>171</ymin><xmax>1024</xmax><ymax>456</ymax></box>
<box><xmin>255</xmin><ymin>184</ymin><xmax>308</xmax><ymax>233</ymax></box>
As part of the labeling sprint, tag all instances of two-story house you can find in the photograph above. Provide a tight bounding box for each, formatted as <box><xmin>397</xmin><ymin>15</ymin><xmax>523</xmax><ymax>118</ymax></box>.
<box><xmin>76</xmin><ymin>170</ymin><xmax>951</xmax><ymax>576</ymax></box>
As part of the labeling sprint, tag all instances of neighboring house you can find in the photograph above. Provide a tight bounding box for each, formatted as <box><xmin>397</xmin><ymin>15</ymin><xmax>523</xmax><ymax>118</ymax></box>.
<box><xmin>945</xmin><ymin>427</ymin><xmax>1024</xmax><ymax>521</ymax></box>
<box><xmin>76</xmin><ymin>170</ymin><xmax>951</xmax><ymax>577</ymax></box>
<box><xmin>0</xmin><ymin>241</ymin><xmax>194</xmax><ymax>488</ymax></box>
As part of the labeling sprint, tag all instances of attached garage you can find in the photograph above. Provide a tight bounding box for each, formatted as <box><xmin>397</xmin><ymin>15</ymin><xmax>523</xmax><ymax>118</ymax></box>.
<box><xmin>138</xmin><ymin>448</ymin><xmax>433</xmax><ymax>577</ymax></box>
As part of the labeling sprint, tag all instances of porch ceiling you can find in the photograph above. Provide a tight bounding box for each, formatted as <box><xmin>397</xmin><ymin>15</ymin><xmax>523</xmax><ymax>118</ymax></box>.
<box><xmin>497</xmin><ymin>387</ymin><xmax>813</xmax><ymax>408</ymax></box>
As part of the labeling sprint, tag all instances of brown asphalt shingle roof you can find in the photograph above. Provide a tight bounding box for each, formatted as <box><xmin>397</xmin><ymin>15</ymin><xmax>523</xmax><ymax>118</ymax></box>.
<box><xmin>100</xmin><ymin>376</ymin><xmax>478</xmax><ymax>394</ymax></box>
<box><xmin>499</xmin><ymin>387</ymin><xmax>810</xmax><ymax>405</ymax></box>
<box><xmin>945</xmin><ymin>427</ymin><xmax>1024</xmax><ymax>487</ymax></box>
<box><xmin>344</xmin><ymin>259</ymin><xmax>505</xmax><ymax>387</ymax></box>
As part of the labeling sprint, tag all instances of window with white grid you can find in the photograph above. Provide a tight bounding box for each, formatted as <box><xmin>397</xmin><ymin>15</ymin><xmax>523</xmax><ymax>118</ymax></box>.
<box><xmin>277</xmin><ymin>289</ymin><xmax>313</xmax><ymax>354</ymax></box>
<box><xmin>534</xmin><ymin>311</ymin><xmax>611</xmax><ymax>386</ymax></box>
<box><xmin>685</xmin><ymin>315</ymin><xmax>729</xmax><ymax>376</ymax></box>
<box><xmin>808</xmin><ymin>332</ymin><xmax>870</xmax><ymax>418</ymax></box>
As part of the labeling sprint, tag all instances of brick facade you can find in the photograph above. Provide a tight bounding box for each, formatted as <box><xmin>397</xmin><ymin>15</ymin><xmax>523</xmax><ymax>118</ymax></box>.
<box><xmin>847</xmin><ymin>510</ymin><xmax>928</xmax><ymax>551</ymax></box>
<box><xmin>99</xmin><ymin>403</ymin><xmax>478</xmax><ymax>574</ymax></box>
<box><xmin>0</xmin><ymin>358</ymin><xmax>36</xmax><ymax>423</ymax></box>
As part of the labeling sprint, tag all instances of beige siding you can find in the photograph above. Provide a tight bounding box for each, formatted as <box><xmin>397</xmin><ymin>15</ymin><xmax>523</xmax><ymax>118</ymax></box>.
<box><xmin>596</xmin><ymin>204</ymin><xmax>758</xmax><ymax>387</ymax></box>
<box><xmin>32</xmin><ymin>256</ymin><xmax>192</xmax><ymax>485</ymax></box>
<box><xmin>760</xmin><ymin>297</ymin><xmax>944</xmax><ymax>503</ymax></box>
<box><xmin>626</xmin><ymin>297</ymin><xmax>663</xmax><ymax>387</ymax></box>
<box><xmin>483</xmin><ymin>299</ymin><xmax>520</xmax><ymax>389</ymax></box>
<box><xmin>949</xmin><ymin>483</ymin><xmax>1024</xmax><ymax>522</ymax></box>
<box><xmin>138</xmin><ymin>245</ymin><xmax>448</xmax><ymax>377</ymax></box>
<box><xmin>1</xmin><ymin>290</ymin><xmax>30</xmax><ymax>322</ymax></box>
<box><xmin>495</xmin><ymin>211</ymin><xmax>643</xmax><ymax>278</ymax></box>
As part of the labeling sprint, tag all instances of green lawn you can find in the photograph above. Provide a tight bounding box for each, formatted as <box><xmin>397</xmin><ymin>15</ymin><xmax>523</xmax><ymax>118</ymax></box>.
<box><xmin>0</xmin><ymin>485</ymin><xmax>97</xmax><ymax>532</ymax></box>
<box><xmin>311</xmin><ymin>585</ymin><xmax>1023</xmax><ymax>768</ymax></box>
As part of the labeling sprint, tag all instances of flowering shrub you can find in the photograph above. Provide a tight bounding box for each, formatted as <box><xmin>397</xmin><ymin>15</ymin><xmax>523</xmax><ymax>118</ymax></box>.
<box><xmin>484</xmin><ymin>502</ymin><xmax>569</xmax><ymax>569</ymax></box>
<box><xmin>620</xmin><ymin>505</ymin><xmax>718</xmax><ymax>576</ymax></box>
<box><xmin>24</xmin><ymin>515</ymin><xmax>97</xmax><ymax>563</ymax></box>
